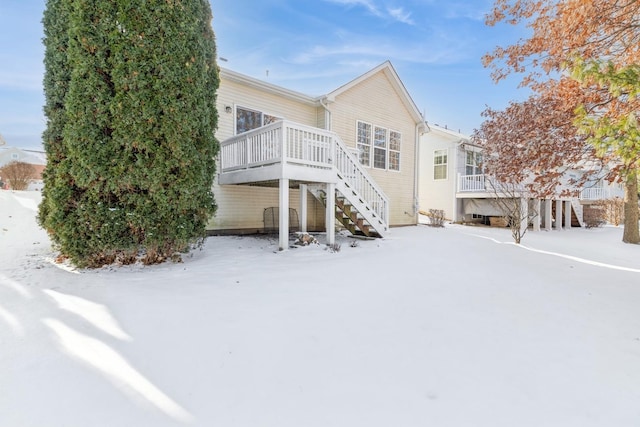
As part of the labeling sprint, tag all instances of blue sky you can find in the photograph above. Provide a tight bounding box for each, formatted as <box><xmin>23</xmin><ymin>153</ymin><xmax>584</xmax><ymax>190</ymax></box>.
<box><xmin>0</xmin><ymin>0</ymin><xmax>529</xmax><ymax>150</ymax></box>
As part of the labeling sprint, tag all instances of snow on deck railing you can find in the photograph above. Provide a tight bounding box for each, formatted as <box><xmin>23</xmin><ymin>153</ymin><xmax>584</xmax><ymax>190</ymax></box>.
<box><xmin>220</xmin><ymin>120</ymin><xmax>389</xmax><ymax>225</ymax></box>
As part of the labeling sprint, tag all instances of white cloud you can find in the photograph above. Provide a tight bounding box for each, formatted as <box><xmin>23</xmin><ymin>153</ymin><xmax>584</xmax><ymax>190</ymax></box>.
<box><xmin>324</xmin><ymin>0</ymin><xmax>417</xmax><ymax>25</ymax></box>
<box><xmin>0</xmin><ymin>70</ymin><xmax>43</xmax><ymax>92</ymax></box>
<box><xmin>387</xmin><ymin>7</ymin><xmax>415</xmax><ymax>25</ymax></box>
<box><xmin>288</xmin><ymin>33</ymin><xmax>469</xmax><ymax>67</ymax></box>
<box><xmin>441</xmin><ymin>1</ymin><xmax>493</xmax><ymax>21</ymax></box>
<box><xmin>324</xmin><ymin>0</ymin><xmax>382</xmax><ymax>17</ymax></box>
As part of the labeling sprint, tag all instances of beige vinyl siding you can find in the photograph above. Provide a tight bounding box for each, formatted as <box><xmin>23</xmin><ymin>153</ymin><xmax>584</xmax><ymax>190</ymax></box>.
<box><xmin>215</xmin><ymin>78</ymin><xmax>320</xmax><ymax>142</ymax></box>
<box><xmin>329</xmin><ymin>71</ymin><xmax>418</xmax><ymax>226</ymax></box>
<box><xmin>207</xmin><ymin>184</ymin><xmax>325</xmax><ymax>232</ymax></box>
<box><xmin>210</xmin><ymin>75</ymin><xmax>325</xmax><ymax>233</ymax></box>
<box><xmin>316</xmin><ymin>107</ymin><xmax>328</xmax><ymax>130</ymax></box>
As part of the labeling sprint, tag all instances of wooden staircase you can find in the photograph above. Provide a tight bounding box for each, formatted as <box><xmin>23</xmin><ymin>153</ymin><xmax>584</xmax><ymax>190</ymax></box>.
<box><xmin>570</xmin><ymin>199</ymin><xmax>584</xmax><ymax>227</ymax></box>
<box><xmin>552</xmin><ymin>199</ymin><xmax>585</xmax><ymax>228</ymax></box>
<box><xmin>308</xmin><ymin>184</ymin><xmax>386</xmax><ymax>238</ymax></box>
<box><xmin>335</xmin><ymin>196</ymin><xmax>375</xmax><ymax>237</ymax></box>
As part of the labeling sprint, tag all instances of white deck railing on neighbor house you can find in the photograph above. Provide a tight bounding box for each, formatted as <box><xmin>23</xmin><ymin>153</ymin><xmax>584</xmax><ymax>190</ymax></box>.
<box><xmin>220</xmin><ymin>120</ymin><xmax>389</xmax><ymax>225</ymax></box>
<box><xmin>580</xmin><ymin>188</ymin><xmax>611</xmax><ymax>200</ymax></box>
<box><xmin>458</xmin><ymin>173</ymin><xmax>627</xmax><ymax>201</ymax></box>
<box><xmin>458</xmin><ymin>173</ymin><xmax>527</xmax><ymax>194</ymax></box>
<box><xmin>458</xmin><ymin>173</ymin><xmax>486</xmax><ymax>192</ymax></box>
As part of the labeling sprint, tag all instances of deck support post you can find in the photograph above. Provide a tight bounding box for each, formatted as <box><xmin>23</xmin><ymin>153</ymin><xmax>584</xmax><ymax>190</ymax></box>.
<box><xmin>532</xmin><ymin>199</ymin><xmax>541</xmax><ymax>232</ymax></box>
<box><xmin>544</xmin><ymin>199</ymin><xmax>553</xmax><ymax>231</ymax></box>
<box><xmin>279</xmin><ymin>178</ymin><xmax>290</xmax><ymax>251</ymax></box>
<box><xmin>325</xmin><ymin>183</ymin><xmax>335</xmax><ymax>245</ymax></box>
<box><xmin>564</xmin><ymin>200</ymin><xmax>572</xmax><ymax>230</ymax></box>
<box><xmin>299</xmin><ymin>184</ymin><xmax>308</xmax><ymax>233</ymax></box>
<box><xmin>555</xmin><ymin>199</ymin><xmax>563</xmax><ymax>230</ymax></box>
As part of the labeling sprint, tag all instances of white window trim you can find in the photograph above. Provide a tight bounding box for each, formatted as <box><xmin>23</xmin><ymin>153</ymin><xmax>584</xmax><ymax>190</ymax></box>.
<box><xmin>388</xmin><ymin>129</ymin><xmax>401</xmax><ymax>172</ymax></box>
<box><xmin>465</xmin><ymin>150</ymin><xmax>483</xmax><ymax>176</ymax></box>
<box><xmin>433</xmin><ymin>149</ymin><xmax>448</xmax><ymax>180</ymax></box>
<box><xmin>356</xmin><ymin>120</ymin><xmax>373</xmax><ymax>168</ymax></box>
<box><xmin>355</xmin><ymin>120</ymin><xmax>402</xmax><ymax>172</ymax></box>
<box><xmin>234</xmin><ymin>105</ymin><xmax>281</xmax><ymax>136</ymax></box>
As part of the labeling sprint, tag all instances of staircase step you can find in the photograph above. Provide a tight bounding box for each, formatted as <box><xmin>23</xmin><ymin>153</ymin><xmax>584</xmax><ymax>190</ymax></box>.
<box><xmin>306</xmin><ymin>176</ymin><xmax>387</xmax><ymax>238</ymax></box>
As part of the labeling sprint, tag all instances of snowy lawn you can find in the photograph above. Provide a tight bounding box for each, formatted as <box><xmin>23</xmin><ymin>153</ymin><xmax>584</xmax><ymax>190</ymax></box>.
<box><xmin>2</xmin><ymin>190</ymin><xmax>640</xmax><ymax>427</ymax></box>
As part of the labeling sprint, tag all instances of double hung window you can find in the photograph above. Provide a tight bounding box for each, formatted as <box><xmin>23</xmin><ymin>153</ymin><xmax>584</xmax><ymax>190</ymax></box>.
<box><xmin>465</xmin><ymin>151</ymin><xmax>483</xmax><ymax>175</ymax></box>
<box><xmin>356</xmin><ymin>120</ymin><xmax>401</xmax><ymax>171</ymax></box>
<box><xmin>434</xmin><ymin>149</ymin><xmax>447</xmax><ymax>180</ymax></box>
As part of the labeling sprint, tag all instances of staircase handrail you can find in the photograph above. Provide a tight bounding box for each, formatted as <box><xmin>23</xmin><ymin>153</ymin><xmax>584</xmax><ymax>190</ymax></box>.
<box><xmin>332</xmin><ymin>136</ymin><xmax>389</xmax><ymax>226</ymax></box>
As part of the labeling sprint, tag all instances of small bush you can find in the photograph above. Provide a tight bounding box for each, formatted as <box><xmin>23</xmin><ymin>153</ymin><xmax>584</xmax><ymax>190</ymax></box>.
<box><xmin>601</xmin><ymin>198</ymin><xmax>624</xmax><ymax>226</ymax></box>
<box><xmin>0</xmin><ymin>161</ymin><xmax>35</xmax><ymax>191</ymax></box>
<box><xmin>326</xmin><ymin>243</ymin><xmax>341</xmax><ymax>253</ymax></box>
<box><xmin>426</xmin><ymin>209</ymin><xmax>446</xmax><ymax>227</ymax></box>
<box><xmin>583</xmin><ymin>205</ymin><xmax>606</xmax><ymax>228</ymax></box>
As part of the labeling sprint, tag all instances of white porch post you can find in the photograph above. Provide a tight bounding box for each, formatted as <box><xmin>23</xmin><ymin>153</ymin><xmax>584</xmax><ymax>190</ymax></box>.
<box><xmin>564</xmin><ymin>200</ymin><xmax>572</xmax><ymax>230</ymax></box>
<box><xmin>325</xmin><ymin>183</ymin><xmax>335</xmax><ymax>245</ymax></box>
<box><xmin>279</xmin><ymin>178</ymin><xmax>290</xmax><ymax>250</ymax></box>
<box><xmin>555</xmin><ymin>199</ymin><xmax>563</xmax><ymax>230</ymax></box>
<box><xmin>544</xmin><ymin>199</ymin><xmax>553</xmax><ymax>231</ymax></box>
<box><xmin>300</xmin><ymin>184</ymin><xmax>308</xmax><ymax>233</ymax></box>
<box><xmin>520</xmin><ymin>197</ymin><xmax>528</xmax><ymax>236</ymax></box>
<box><xmin>532</xmin><ymin>199</ymin><xmax>541</xmax><ymax>232</ymax></box>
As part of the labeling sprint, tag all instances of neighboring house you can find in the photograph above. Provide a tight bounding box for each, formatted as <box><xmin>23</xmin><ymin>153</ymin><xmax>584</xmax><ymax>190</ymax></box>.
<box><xmin>0</xmin><ymin>147</ymin><xmax>46</xmax><ymax>190</ymax></box>
<box><xmin>418</xmin><ymin>125</ymin><xmax>624</xmax><ymax>231</ymax></box>
<box><xmin>210</xmin><ymin>61</ymin><xmax>428</xmax><ymax>249</ymax></box>
<box><xmin>579</xmin><ymin>176</ymin><xmax>625</xmax><ymax>202</ymax></box>
<box><xmin>419</xmin><ymin>124</ymin><xmax>475</xmax><ymax>222</ymax></box>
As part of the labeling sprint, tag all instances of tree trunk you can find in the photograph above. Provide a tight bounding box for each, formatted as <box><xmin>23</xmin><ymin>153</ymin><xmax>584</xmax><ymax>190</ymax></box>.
<box><xmin>622</xmin><ymin>171</ymin><xmax>640</xmax><ymax>244</ymax></box>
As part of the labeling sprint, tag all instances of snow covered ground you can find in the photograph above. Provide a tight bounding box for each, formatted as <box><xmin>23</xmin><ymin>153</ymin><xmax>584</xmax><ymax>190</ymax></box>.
<box><xmin>2</xmin><ymin>190</ymin><xmax>640</xmax><ymax>427</ymax></box>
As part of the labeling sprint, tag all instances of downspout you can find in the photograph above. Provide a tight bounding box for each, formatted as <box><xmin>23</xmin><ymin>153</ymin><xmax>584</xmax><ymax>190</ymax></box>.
<box><xmin>454</xmin><ymin>140</ymin><xmax>464</xmax><ymax>223</ymax></box>
<box><xmin>453</xmin><ymin>138</ymin><xmax>478</xmax><ymax>223</ymax></box>
<box><xmin>319</xmin><ymin>96</ymin><xmax>332</xmax><ymax>131</ymax></box>
<box><xmin>414</xmin><ymin>119</ymin><xmax>430</xmax><ymax>224</ymax></box>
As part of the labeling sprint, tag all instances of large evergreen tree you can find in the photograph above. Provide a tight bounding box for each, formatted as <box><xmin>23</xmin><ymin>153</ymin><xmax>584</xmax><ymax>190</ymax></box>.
<box><xmin>39</xmin><ymin>0</ymin><xmax>219</xmax><ymax>267</ymax></box>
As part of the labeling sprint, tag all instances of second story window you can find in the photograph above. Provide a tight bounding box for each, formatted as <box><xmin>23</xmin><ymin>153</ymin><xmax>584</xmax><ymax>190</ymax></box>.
<box><xmin>434</xmin><ymin>149</ymin><xmax>447</xmax><ymax>180</ymax></box>
<box><xmin>373</xmin><ymin>126</ymin><xmax>387</xmax><ymax>169</ymax></box>
<box><xmin>465</xmin><ymin>151</ymin><xmax>483</xmax><ymax>175</ymax></box>
<box><xmin>356</xmin><ymin>120</ymin><xmax>402</xmax><ymax>171</ymax></box>
<box><xmin>357</xmin><ymin>121</ymin><xmax>372</xmax><ymax>167</ymax></box>
<box><xmin>389</xmin><ymin>131</ymin><xmax>401</xmax><ymax>171</ymax></box>
<box><xmin>235</xmin><ymin>106</ymin><xmax>279</xmax><ymax>135</ymax></box>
